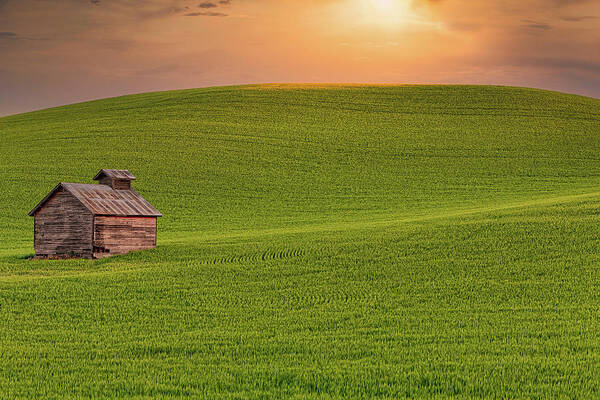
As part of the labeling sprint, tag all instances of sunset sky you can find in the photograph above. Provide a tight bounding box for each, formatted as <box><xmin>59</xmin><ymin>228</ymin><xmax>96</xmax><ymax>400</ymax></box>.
<box><xmin>1</xmin><ymin>0</ymin><xmax>598</xmax><ymax>116</ymax></box>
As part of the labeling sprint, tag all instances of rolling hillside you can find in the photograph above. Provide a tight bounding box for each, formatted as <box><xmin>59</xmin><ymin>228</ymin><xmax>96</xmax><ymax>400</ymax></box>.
<box><xmin>1</xmin><ymin>85</ymin><xmax>600</xmax><ymax>398</ymax></box>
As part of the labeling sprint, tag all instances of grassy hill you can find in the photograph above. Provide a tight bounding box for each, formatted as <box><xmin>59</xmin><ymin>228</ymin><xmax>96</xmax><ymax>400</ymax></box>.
<box><xmin>1</xmin><ymin>84</ymin><xmax>600</xmax><ymax>398</ymax></box>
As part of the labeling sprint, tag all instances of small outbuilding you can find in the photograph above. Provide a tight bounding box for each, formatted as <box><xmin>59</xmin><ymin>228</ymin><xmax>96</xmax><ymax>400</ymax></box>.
<box><xmin>29</xmin><ymin>169</ymin><xmax>162</xmax><ymax>259</ymax></box>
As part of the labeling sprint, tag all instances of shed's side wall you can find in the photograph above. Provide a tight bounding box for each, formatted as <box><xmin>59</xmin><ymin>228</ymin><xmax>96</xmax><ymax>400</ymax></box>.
<box><xmin>93</xmin><ymin>216</ymin><xmax>156</xmax><ymax>258</ymax></box>
<box><xmin>98</xmin><ymin>177</ymin><xmax>131</xmax><ymax>190</ymax></box>
<box><xmin>34</xmin><ymin>189</ymin><xmax>94</xmax><ymax>258</ymax></box>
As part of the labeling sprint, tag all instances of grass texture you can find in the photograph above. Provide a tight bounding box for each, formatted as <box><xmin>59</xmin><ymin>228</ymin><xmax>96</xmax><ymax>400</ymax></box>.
<box><xmin>0</xmin><ymin>84</ymin><xmax>600</xmax><ymax>398</ymax></box>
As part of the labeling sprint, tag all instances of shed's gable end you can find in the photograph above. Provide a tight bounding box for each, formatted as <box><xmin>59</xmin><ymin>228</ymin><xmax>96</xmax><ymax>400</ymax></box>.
<box><xmin>33</xmin><ymin>187</ymin><xmax>94</xmax><ymax>258</ymax></box>
<box><xmin>28</xmin><ymin>183</ymin><xmax>90</xmax><ymax>217</ymax></box>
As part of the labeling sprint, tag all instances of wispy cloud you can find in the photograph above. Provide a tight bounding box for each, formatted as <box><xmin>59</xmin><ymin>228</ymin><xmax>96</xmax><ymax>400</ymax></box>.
<box><xmin>185</xmin><ymin>11</ymin><xmax>227</xmax><ymax>16</ymax></box>
<box><xmin>0</xmin><ymin>31</ymin><xmax>17</xmax><ymax>39</ymax></box>
<box><xmin>521</xmin><ymin>19</ymin><xmax>552</xmax><ymax>30</ymax></box>
<box><xmin>0</xmin><ymin>31</ymin><xmax>45</xmax><ymax>41</ymax></box>
<box><xmin>560</xmin><ymin>15</ymin><xmax>597</xmax><ymax>22</ymax></box>
<box><xmin>198</xmin><ymin>1</ymin><xmax>217</xmax><ymax>8</ymax></box>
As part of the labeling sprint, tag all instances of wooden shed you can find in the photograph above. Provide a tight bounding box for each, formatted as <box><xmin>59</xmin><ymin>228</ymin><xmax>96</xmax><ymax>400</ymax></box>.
<box><xmin>28</xmin><ymin>169</ymin><xmax>162</xmax><ymax>259</ymax></box>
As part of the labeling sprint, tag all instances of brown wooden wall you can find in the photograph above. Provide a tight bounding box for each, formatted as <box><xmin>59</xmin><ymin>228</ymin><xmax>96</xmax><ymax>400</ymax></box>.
<box><xmin>98</xmin><ymin>177</ymin><xmax>131</xmax><ymax>190</ymax></box>
<box><xmin>93</xmin><ymin>216</ymin><xmax>157</xmax><ymax>258</ymax></box>
<box><xmin>34</xmin><ymin>189</ymin><xmax>94</xmax><ymax>258</ymax></box>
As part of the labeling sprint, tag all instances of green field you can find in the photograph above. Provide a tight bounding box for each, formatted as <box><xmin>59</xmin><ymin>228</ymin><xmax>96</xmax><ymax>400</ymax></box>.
<box><xmin>1</xmin><ymin>84</ymin><xmax>600</xmax><ymax>398</ymax></box>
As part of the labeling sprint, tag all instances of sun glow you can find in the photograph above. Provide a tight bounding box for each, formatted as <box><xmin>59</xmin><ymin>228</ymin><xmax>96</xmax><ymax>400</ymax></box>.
<box><xmin>325</xmin><ymin>0</ymin><xmax>435</xmax><ymax>34</ymax></box>
<box><xmin>359</xmin><ymin>0</ymin><xmax>416</xmax><ymax>28</ymax></box>
<box><xmin>373</xmin><ymin>0</ymin><xmax>406</xmax><ymax>12</ymax></box>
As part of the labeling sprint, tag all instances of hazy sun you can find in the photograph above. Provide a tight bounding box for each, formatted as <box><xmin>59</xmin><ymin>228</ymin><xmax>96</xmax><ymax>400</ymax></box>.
<box><xmin>373</xmin><ymin>0</ymin><xmax>404</xmax><ymax>11</ymax></box>
<box><xmin>326</xmin><ymin>0</ymin><xmax>434</xmax><ymax>34</ymax></box>
<box><xmin>358</xmin><ymin>0</ymin><xmax>412</xmax><ymax>25</ymax></box>
<box><xmin>357</xmin><ymin>0</ymin><xmax>417</xmax><ymax>29</ymax></box>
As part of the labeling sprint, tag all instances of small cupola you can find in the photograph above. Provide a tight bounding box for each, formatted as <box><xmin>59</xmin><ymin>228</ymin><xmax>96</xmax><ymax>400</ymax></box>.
<box><xmin>93</xmin><ymin>169</ymin><xmax>136</xmax><ymax>190</ymax></box>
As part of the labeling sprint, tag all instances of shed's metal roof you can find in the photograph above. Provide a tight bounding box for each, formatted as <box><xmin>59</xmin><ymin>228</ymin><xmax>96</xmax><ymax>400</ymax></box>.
<box><xmin>29</xmin><ymin>183</ymin><xmax>162</xmax><ymax>217</ymax></box>
<box><xmin>93</xmin><ymin>169</ymin><xmax>136</xmax><ymax>181</ymax></box>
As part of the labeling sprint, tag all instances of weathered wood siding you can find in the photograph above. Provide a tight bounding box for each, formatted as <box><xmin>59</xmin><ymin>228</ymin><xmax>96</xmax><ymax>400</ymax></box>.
<box><xmin>98</xmin><ymin>176</ymin><xmax>131</xmax><ymax>190</ymax></box>
<box><xmin>93</xmin><ymin>216</ymin><xmax>156</xmax><ymax>258</ymax></box>
<box><xmin>111</xmin><ymin>179</ymin><xmax>131</xmax><ymax>190</ymax></box>
<box><xmin>34</xmin><ymin>189</ymin><xmax>94</xmax><ymax>258</ymax></box>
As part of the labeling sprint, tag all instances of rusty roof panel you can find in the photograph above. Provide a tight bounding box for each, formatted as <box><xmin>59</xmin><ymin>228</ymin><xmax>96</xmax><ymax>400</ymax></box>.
<box><xmin>61</xmin><ymin>183</ymin><xmax>161</xmax><ymax>217</ymax></box>
<box><xmin>29</xmin><ymin>179</ymin><xmax>162</xmax><ymax>217</ymax></box>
